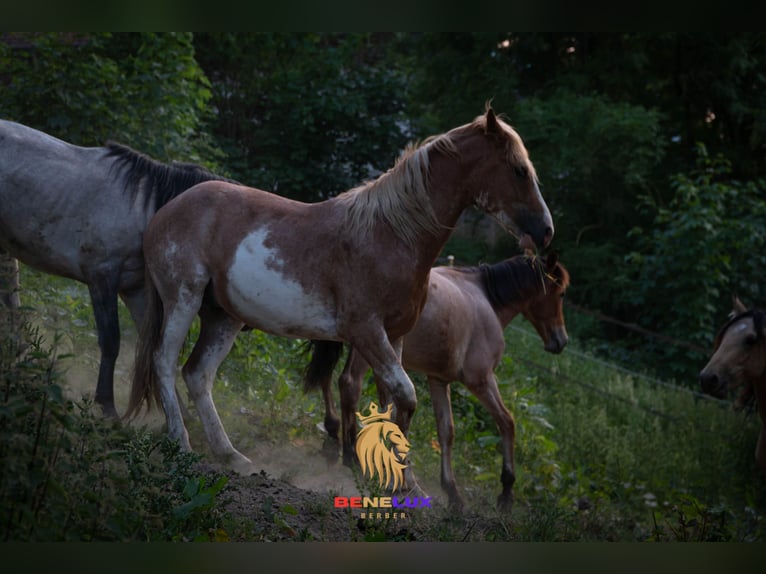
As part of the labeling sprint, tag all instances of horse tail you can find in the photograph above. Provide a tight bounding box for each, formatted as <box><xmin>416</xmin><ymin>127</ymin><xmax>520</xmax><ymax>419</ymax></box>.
<box><xmin>124</xmin><ymin>272</ymin><xmax>164</xmax><ymax>420</ymax></box>
<box><xmin>302</xmin><ymin>340</ymin><xmax>344</xmax><ymax>393</ymax></box>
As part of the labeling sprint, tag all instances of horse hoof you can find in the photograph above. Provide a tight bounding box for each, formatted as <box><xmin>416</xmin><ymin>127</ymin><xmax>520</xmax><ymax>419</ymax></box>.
<box><xmin>100</xmin><ymin>404</ymin><xmax>119</xmax><ymax>420</ymax></box>
<box><xmin>227</xmin><ymin>452</ymin><xmax>253</xmax><ymax>475</ymax></box>
<box><xmin>448</xmin><ymin>498</ymin><xmax>465</xmax><ymax>514</ymax></box>
<box><xmin>496</xmin><ymin>492</ymin><xmax>514</xmax><ymax>513</ymax></box>
<box><xmin>321</xmin><ymin>439</ymin><xmax>340</xmax><ymax>466</ymax></box>
<box><xmin>401</xmin><ymin>480</ymin><xmax>428</xmax><ymax>500</ymax></box>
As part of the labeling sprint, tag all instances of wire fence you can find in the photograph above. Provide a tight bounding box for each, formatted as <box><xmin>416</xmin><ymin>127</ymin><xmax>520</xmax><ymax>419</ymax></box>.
<box><xmin>505</xmin><ymin>322</ymin><xmax>734</xmax><ymax>421</ymax></box>
<box><xmin>563</xmin><ymin>301</ymin><xmax>710</xmax><ymax>355</ymax></box>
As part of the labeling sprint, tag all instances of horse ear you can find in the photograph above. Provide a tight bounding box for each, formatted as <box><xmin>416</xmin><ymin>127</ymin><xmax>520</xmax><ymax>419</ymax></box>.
<box><xmin>732</xmin><ymin>295</ymin><xmax>747</xmax><ymax>314</ymax></box>
<box><xmin>545</xmin><ymin>250</ymin><xmax>559</xmax><ymax>269</ymax></box>
<box><xmin>485</xmin><ymin>107</ymin><xmax>500</xmax><ymax>134</ymax></box>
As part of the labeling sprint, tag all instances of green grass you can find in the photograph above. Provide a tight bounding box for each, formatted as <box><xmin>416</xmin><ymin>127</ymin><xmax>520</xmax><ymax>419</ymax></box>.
<box><xmin>8</xmin><ymin>264</ymin><xmax>766</xmax><ymax>541</ymax></box>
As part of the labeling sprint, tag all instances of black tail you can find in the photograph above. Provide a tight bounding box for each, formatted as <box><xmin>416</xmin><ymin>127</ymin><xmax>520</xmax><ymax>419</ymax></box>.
<box><xmin>302</xmin><ymin>340</ymin><xmax>344</xmax><ymax>393</ymax></box>
<box><xmin>124</xmin><ymin>272</ymin><xmax>164</xmax><ymax>420</ymax></box>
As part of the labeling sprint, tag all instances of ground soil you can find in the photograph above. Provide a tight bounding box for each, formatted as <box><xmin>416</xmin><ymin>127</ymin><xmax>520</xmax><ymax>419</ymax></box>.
<box><xmin>198</xmin><ymin>439</ymin><xmax>452</xmax><ymax>542</ymax></box>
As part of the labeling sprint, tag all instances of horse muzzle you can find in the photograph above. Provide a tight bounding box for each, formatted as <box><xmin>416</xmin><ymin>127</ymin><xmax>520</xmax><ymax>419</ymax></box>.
<box><xmin>698</xmin><ymin>369</ymin><xmax>727</xmax><ymax>399</ymax></box>
<box><xmin>544</xmin><ymin>330</ymin><xmax>568</xmax><ymax>354</ymax></box>
<box><xmin>518</xmin><ymin>211</ymin><xmax>554</xmax><ymax>251</ymax></box>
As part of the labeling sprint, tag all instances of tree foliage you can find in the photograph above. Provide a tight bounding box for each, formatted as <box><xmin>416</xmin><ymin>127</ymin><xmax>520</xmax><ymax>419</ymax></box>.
<box><xmin>193</xmin><ymin>33</ymin><xmax>411</xmax><ymax>200</ymax></box>
<box><xmin>0</xmin><ymin>32</ymin><xmax>219</xmax><ymax>165</ymax></box>
<box><xmin>626</xmin><ymin>144</ymin><xmax>766</xmax><ymax>377</ymax></box>
<box><xmin>2</xmin><ymin>32</ymin><xmax>766</xmax><ymax>378</ymax></box>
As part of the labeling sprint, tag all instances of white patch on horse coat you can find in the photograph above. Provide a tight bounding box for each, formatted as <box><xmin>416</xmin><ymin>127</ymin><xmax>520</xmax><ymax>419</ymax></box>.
<box><xmin>226</xmin><ymin>229</ymin><xmax>337</xmax><ymax>338</ymax></box>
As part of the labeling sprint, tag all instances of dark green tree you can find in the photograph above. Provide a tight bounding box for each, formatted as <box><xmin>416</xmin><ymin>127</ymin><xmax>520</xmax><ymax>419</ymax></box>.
<box><xmin>0</xmin><ymin>32</ymin><xmax>220</xmax><ymax>165</ymax></box>
<box><xmin>193</xmin><ymin>33</ymin><xmax>412</xmax><ymax>200</ymax></box>
<box><xmin>626</xmin><ymin>144</ymin><xmax>766</xmax><ymax>379</ymax></box>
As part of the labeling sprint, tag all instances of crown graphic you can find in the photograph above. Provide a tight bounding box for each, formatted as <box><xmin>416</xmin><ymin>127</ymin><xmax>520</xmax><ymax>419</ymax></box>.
<box><xmin>356</xmin><ymin>402</ymin><xmax>394</xmax><ymax>425</ymax></box>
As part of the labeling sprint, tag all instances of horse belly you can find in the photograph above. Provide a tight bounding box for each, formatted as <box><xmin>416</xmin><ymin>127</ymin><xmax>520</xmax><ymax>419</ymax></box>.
<box><xmin>224</xmin><ymin>230</ymin><xmax>337</xmax><ymax>339</ymax></box>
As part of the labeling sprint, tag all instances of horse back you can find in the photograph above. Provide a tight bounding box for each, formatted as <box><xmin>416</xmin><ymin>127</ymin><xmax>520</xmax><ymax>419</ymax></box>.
<box><xmin>402</xmin><ymin>267</ymin><xmax>505</xmax><ymax>381</ymax></box>
<box><xmin>144</xmin><ymin>181</ymin><xmax>429</xmax><ymax>341</ymax></box>
<box><xmin>0</xmin><ymin>121</ymin><xmax>143</xmax><ymax>281</ymax></box>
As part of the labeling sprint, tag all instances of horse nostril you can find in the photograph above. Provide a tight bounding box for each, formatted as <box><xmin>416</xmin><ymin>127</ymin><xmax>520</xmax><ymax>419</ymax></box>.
<box><xmin>699</xmin><ymin>372</ymin><xmax>718</xmax><ymax>391</ymax></box>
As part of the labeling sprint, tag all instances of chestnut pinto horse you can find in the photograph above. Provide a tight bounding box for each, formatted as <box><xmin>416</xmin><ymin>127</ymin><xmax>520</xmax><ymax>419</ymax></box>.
<box><xmin>126</xmin><ymin>108</ymin><xmax>554</xmax><ymax>486</ymax></box>
<box><xmin>305</xmin><ymin>253</ymin><xmax>569</xmax><ymax>511</ymax></box>
<box><xmin>699</xmin><ymin>297</ymin><xmax>766</xmax><ymax>479</ymax></box>
<box><xmin>0</xmin><ymin>119</ymin><xmax>235</xmax><ymax>417</ymax></box>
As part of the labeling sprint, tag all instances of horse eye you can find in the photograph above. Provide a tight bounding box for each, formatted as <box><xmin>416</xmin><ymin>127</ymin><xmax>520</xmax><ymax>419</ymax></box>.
<box><xmin>745</xmin><ymin>334</ymin><xmax>757</xmax><ymax>346</ymax></box>
<box><xmin>514</xmin><ymin>165</ymin><xmax>528</xmax><ymax>179</ymax></box>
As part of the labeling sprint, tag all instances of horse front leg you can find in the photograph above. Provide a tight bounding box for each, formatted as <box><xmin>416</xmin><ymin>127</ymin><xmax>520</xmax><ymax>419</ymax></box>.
<box><xmin>353</xmin><ymin>334</ymin><xmax>416</xmax><ymax>435</ymax></box>
<box><xmin>755</xmin><ymin>386</ymin><xmax>766</xmax><ymax>479</ymax></box>
<box><xmin>757</xmin><ymin>425</ymin><xmax>766</xmax><ymax>480</ymax></box>
<box><xmin>353</xmin><ymin>332</ymin><xmax>422</xmax><ymax>495</ymax></box>
<box><xmin>88</xmin><ymin>273</ymin><xmax>121</xmax><ymax>418</ymax></box>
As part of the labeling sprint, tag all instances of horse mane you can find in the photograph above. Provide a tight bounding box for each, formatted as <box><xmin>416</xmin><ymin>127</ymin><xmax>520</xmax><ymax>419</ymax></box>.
<box><xmin>105</xmin><ymin>142</ymin><xmax>237</xmax><ymax>212</ymax></box>
<box><xmin>475</xmin><ymin>255</ymin><xmax>567</xmax><ymax>310</ymax></box>
<box><xmin>713</xmin><ymin>308</ymin><xmax>766</xmax><ymax>351</ymax></box>
<box><xmin>336</xmin><ymin>134</ymin><xmax>457</xmax><ymax>247</ymax></box>
<box><xmin>336</xmin><ymin>106</ymin><xmax>536</xmax><ymax>247</ymax></box>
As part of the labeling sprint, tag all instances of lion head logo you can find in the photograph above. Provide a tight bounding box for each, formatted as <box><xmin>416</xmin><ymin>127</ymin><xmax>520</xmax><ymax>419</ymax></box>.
<box><xmin>355</xmin><ymin>402</ymin><xmax>410</xmax><ymax>491</ymax></box>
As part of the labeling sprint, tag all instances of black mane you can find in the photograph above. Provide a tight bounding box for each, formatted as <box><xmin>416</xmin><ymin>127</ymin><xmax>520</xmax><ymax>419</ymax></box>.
<box><xmin>105</xmin><ymin>142</ymin><xmax>239</xmax><ymax>212</ymax></box>
<box><xmin>477</xmin><ymin>256</ymin><xmax>548</xmax><ymax>310</ymax></box>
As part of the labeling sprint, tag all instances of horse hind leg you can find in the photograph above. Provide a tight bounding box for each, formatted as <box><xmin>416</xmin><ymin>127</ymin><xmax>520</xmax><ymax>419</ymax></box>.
<box><xmin>181</xmin><ymin>302</ymin><xmax>251</xmax><ymax>472</ymax></box>
<box><xmin>338</xmin><ymin>348</ymin><xmax>369</xmax><ymax>468</ymax></box>
<box><xmin>88</xmin><ymin>273</ymin><xmax>122</xmax><ymax>418</ymax></box>
<box><xmin>428</xmin><ymin>378</ymin><xmax>464</xmax><ymax>513</ymax></box>
<box><xmin>121</xmin><ymin>286</ymin><xmax>192</xmax><ymax>423</ymax></box>
<box><xmin>150</xmin><ymin>286</ymin><xmax>207</xmax><ymax>453</ymax></box>
<box><xmin>0</xmin><ymin>251</ymin><xmax>20</xmax><ymax>309</ymax></box>
<box><xmin>465</xmin><ymin>372</ymin><xmax>516</xmax><ymax>512</ymax></box>
<box><xmin>319</xmin><ymin>375</ymin><xmax>341</xmax><ymax>465</ymax></box>
<box><xmin>0</xmin><ymin>252</ymin><xmax>24</xmax><ymax>355</ymax></box>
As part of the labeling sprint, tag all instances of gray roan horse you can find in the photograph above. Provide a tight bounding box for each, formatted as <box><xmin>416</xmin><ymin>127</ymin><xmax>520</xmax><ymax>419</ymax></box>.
<box><xmin>304</xmin><ymin>252</ymin><xmax>569</xmax><ymax>511</ymax></box>
<box><xmin>699</xmin><ymin>297</ymin><xmax>766</xmax><ymax>479</ymax></box>
<box><xmin>0</xmin><ymin>119</ymin><xmax>234</xmax><ymax>417</ymax></box>
<box><xmin>126</xmin><ymin>107</ymin><xmax>554</xmax><ymax>487</ymax></box>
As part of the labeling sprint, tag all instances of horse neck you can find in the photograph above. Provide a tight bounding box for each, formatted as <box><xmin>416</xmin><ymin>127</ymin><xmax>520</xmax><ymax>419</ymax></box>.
<box><xmin>416</xmin><ymin>147</ymin><xmax>478</xmax><ymax>262</ymax></box>
<box><xmin>753</xmin><ymin>338</ymin><xmax>766</xmax><ymax>400</ymax></box>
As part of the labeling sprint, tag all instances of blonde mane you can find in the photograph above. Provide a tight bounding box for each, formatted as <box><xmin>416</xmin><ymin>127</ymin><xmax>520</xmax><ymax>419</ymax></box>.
<box><xmin>337</xmin><ymin>107</ymin><xmax>533</xmax><ymax>247</ymax></box>
<box><xmin>338</xmin><ymin>135</ymin><xmax>457</xmax><ymax>247</ymax></box>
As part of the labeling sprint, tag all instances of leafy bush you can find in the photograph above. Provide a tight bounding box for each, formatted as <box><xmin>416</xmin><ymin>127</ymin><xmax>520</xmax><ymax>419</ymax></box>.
<box><xmin>0</xmin><ymin>317</ymin><xmax>229</xmax><ymax>541</ymax></box>
<box><xmin>626</xmin><ymin>143</ymin><xmax>766</xmax><ymax>378</ymax></box>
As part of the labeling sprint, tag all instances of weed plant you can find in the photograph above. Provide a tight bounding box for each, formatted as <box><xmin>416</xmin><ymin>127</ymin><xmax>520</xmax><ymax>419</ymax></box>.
<box><xmin>0</xmin><ymin>310</ymin><xmax>229</xmax><ymax>541</ymax></box>
<box><xmin>10</xmin><ymin>264</ymin><xmax>766</xmax><ymax>541</ymax></box>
